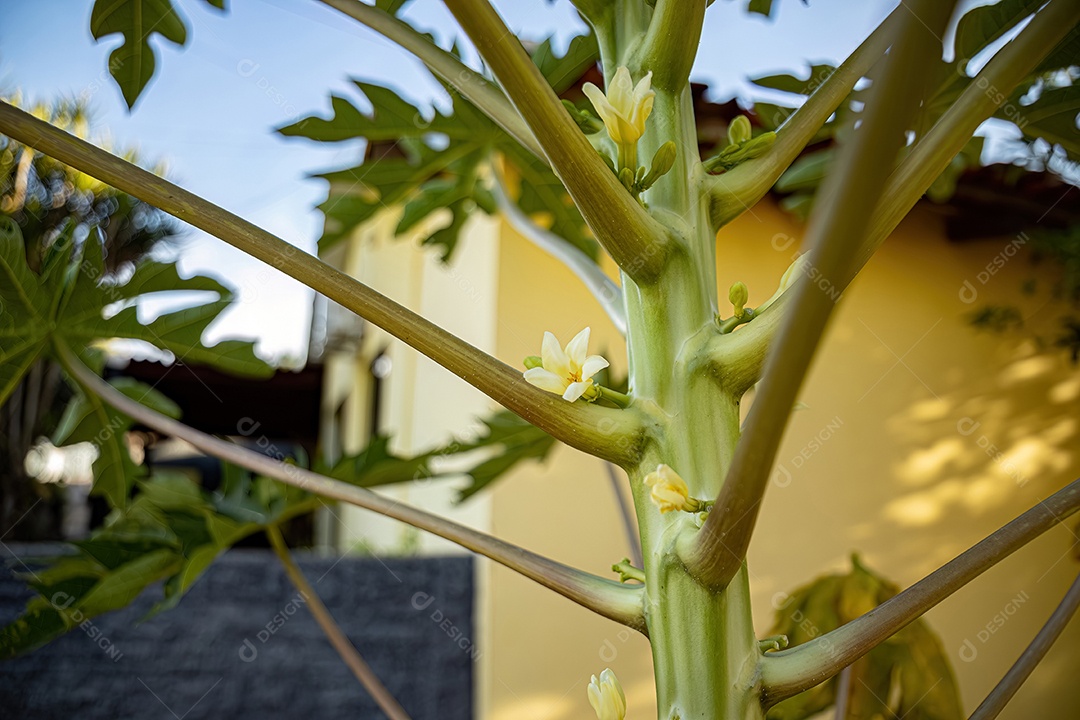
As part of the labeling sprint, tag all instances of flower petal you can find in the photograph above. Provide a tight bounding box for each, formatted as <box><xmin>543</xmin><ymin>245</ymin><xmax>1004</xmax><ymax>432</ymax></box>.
<box><xmin>630</xmin><ymin>93</ymin><xmax>654</xmax><ymax>137</ymax></box>
<box><xmin>587</xmin><ymin>677</ymin><xmax>603</xmax><ymax>717</ymax></box>
<box><xmin>657</xmin><ymin>464</ymin><xmax>689</xmax><ymax>494</ymax></box>
<box><xmin>632</xmin><ymin>71</ymin><xmax>653</xmax><ymax>108</ymax></box>
<box><xmin>540</xmin><ymin>331</ymin><xmax>570</xmax><ymax>379</ymax></box>
<box><xmin>563</xmin><ymin>381</ymin><xmax>590</xmax><ymax>402</ymax></box>
<box><xmin>600</xmin><ymin>669</ymin><xmax>625</xmax><ymax>709</ymax></box>
<box><xmin>580</xmin><ymin>355</ymin><xmax>609</xmax><ymax>381</ymax></box>
<box><xmin>564</xmin><ymin>327</ymin><xmax>592</xmax><ymax>369</ymax></box>
<box><xmin>607</xmin><ymin>66</ymin><xmax>634</xmax><ymax>115</ymax></box>
<box><xmin>524</xmin><ymin>367</ymin><xmax>568</xmax><ymax>395</ymax></box>
<box><xmin>582</xmin><ymin>83</ymin><xmax>619</xmax><ymax>137</ymax></box>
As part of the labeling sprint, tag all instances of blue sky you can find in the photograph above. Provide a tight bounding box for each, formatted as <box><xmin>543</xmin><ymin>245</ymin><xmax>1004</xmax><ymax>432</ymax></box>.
<box><xmin>0</xmin><ymin>0</ymin><xmax>898</xmax><ymax>362</ymax></box>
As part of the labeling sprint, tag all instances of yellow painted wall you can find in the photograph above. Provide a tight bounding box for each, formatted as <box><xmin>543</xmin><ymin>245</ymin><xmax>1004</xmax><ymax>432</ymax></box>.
<box><xmin>486</xmin><ymin>198</ymin><xmax>1080</xmax><ymax>719</ymax></box>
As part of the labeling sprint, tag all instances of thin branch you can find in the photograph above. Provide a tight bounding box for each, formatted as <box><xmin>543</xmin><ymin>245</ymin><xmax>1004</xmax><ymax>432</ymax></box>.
<box><xmin>0</xmin><ymin>100</ymin><xmax>646</xmax><ymax>467</ymax></box>
<box><xmin>442</xmin><ymin>0</ymin><xmax>671</xmax><ymax>285</ymax></box>
<box><xmin>705</xmin><ymin>4</ymin><xmax>903</xmax><ymax>229</ymax></box>
<box><xmin>968</xmin><ymin>571</ymin><xmax>1080</xmax><ymax>720</ymax></box>
<box><xmin>605</xmin><ymin>462</ymin><xmax>643</xmax><ymax>569</ymax></box>
<box><xmin>683</xmin><ymin>0</ymin><xmax>957</xmax><ymax>591</ymax></box>
<box><xmin>266</xmin><ymin>525</ymin><xmax>413</xmax><ymax>720</ymax></box>
<box><xmin>491</xmin><ymin>163</ymin><xmax>626</xmax><ymax>334</ymax></box>
<box><xmin>313</xmin><ymin>0</ymin><xmax>545</xmax><ymax>161</ymax></box>
<box><xmin>834</xmin><ymin>665</ymin><xmax>853</xmax><ymax>720</ymax></box>
<box><xmin>55</xmin><ymin>342</ymin><xmax>648</xmax><ymax>633</ymax></box>
<box><xmin>760</xmin><ymin>477</ymin><xmax>1080</xmax><ymax>704</ymax></box>
<box><xmin>633</xmin><ymin>0</ymin><xmax>707</xmax><ymax>91</ymax></box>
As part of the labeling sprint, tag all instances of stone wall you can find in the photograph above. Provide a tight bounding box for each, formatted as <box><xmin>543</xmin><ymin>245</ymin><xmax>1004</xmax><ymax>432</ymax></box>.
<box><xmin>0</xmin><ymin>544</ymin><xmax>476</xmax><ymax>719</ymax></box>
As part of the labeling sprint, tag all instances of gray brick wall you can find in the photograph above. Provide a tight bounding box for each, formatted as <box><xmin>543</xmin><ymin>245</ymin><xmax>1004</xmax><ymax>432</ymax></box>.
<box><xmin>0</xmin><ymin>544</ymin><xmax>476</xmax><ymax>719</ymax></box>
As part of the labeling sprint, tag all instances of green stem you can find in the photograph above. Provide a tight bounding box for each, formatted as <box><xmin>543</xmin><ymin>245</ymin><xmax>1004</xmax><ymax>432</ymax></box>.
<box><xmin>632</xmin><ymin>0</ymin><xmax>706</xmax><ymax>91</ymax></box>
<box><xmin>598</xmin><ymin>24</ymin><xmax>762</xmax><ymax>711</ymax></box>
<box><xmin>314</xmin><ymin>0</ymin><xmax>544</xmax><ymax>161</ymax></box>
<box><xmin>650</xmin><ymin>564</ymin><xmax>764</xmax><ymax>719</ymax></box>
<box><xmin>617</xmin><ymin>141</ymin><xmax>638</xmax><ymax>176</ymax></box>
<box><xmin>612</xmin><ymin>558</ymin><xmax>646</xmax><ymax>584</ymax></box>
<box><xmin>761</xmin><ymin>476</ymin><xmax>1080</xmax><ymax>705</ymax></box>
<box><xmin>716</xmin><ymin>308</ymin><xmax>755</xmax><ymax>334</ymax></box>
<box><xmin>570</xmin><ymin>0</ymin><xmax>614</xmax><ymax>26</ymax></box>
<box><xmin>442</xmin><ymin>0</ymin><xmax>672</xmax><ymax>284</ymax></box>
<box><xmin>55</xmin><ymin>341</ymin><xmax>649</xmax><ymax>632</ymax></box>
<box><xmin>598</xmin><ymin>385</ymin><xmax>632</xmax><ymax>408</ymax></box>
<box><xmin>0</xmin><ymin>100</ymin><xmax>646</xmax><ymax>467</ymax></box>
<box><xmin>266</xmin><ymin>525</ymin><xmax>412</xmax><ymax>720</ymax></box>
<box><xmin>685</xmin><ymin>0</ymin><xmax>958</xmax><ymax>591</ymax></box>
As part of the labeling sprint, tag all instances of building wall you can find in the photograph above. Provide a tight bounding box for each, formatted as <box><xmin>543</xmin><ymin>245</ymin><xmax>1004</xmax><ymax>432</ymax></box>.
<box><xmin>323</xmin><ymin>211</ymin><xmax>502</xmax><ymax>717</ymax></box>
<box><xmin>487</xmin><ymin>199</ymin><xmax>1080</xmax><ymax>719</ymax></box>
<box><xmin>325</xmin><ymin>213</ymin><xmax>499</xmax><ymax>557</ymax></box>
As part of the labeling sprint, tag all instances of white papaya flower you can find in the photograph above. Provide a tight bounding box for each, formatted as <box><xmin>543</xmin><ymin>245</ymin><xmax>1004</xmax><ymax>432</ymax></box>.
<box><xmin>523</xmin><ymin>327</ymin><xmax>609</xmax><ymax>402</ymax></box>
<box><xmin>583</xmin><ymin>66</ymin><xmax>655</xmax><ymax>172</ymax></box>
<box><xmin>583</xmin><ymin>66</ymin><xmax>655</xmax><ymax>147</ymax></box>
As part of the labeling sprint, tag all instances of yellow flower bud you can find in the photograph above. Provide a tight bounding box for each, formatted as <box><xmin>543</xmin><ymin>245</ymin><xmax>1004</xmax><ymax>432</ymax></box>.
<box><xmin>728</xmin><ymin>115</ymin><xmax>752</xmax><ymax>146</ymax></box>
<box><xmin>729</xmin><ymin>281</ymin><xmax>749</xmax><ymax>317</ymax></box>
<box><xmin>644</xmin><ymin>464</ymin><xmax>693</xmax><ymax>514</ymax></box>
<box><xmin>640</xmin><ymin>140</ymin><xmax>677</xmax><ymax>190</ymax></box>
<box><xmin>587</xmin><ymin>668</ymin><xmax>626</xmax><ymax>720</ymax></box>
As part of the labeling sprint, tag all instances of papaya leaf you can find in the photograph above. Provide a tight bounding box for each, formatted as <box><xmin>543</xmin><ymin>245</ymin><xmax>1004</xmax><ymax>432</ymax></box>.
<box><xmin>766</xmin><ymin>556</ymin><xmax>963</xmax><ymax>720</ymax></box>
<box><xmin>89</xmin><ymin>0</ymin><xmax>189</xmax><ymax>108</ymax></box>
<box><xmin>750</xmin><ymin>64</ymin><xmax>836</xmax><ymax>97</ymax></box>
<box><xmin>0</xmin><ymin>219</ymin><xmax>49</xmax><ymax>405</ymax></box>
<box><xmin>747</xmin><ymin>0</ymin><xmax>776</xmax><ymax>17</ymax></box>
<box><xmin>953</xmin><ymin>0</ymin><xmax>1044</xmax><ymax>65</ymax></box>
<box><xmin>1</xmin><ymin>401</ymin><xmax>552</xmax><ymax>658</ymax></box>
<box><xmin>452</xmin><ymin>410</ymin><xmax>557</xmax><ymax>502</ymax></box>
<box><xmin>748</xmin><ymin>0</ymin><xmax>1074</xmax><ymax>207</ymax></box>
<box><xmin>282</xmin><ymin>31</ymin><xmax>599</xmax><ymax>262</ymax></box>
<box><xmin>318</xmin><ymin>408</ymin><xmax>555</xmax><ymax>501</ymax></box>
<box><xmin>0</xmin><ymin>469</ymin><xmax>312</xmax><ymax>659</ymax></box>
<box><xmin>1013</xmin><ymin>84</ymin><xmax>1080</xmax><ymax>160</ymax></box>
<box><xmin>1</xmin><ymin>209</ymin><xmax>269</xmax><ymax>507</ymax></box>
<box><xmin>0</xmin><ymin>536</ymin><xmax>179</xmax><ymax>659</ymax></box>
<box><xmin>56</xmin><ymin>235</ymin><xmax>271</xmax><ymax>378</ymax></box>
<box><xmin>52</xmin><ymin>376</ymin><xmax>180</xmax><ymax>508</ymax></box>
<box><xmin>530</xmin><ymin>32</ymin><xmax>600</xmax><ymax>95</ymax></box>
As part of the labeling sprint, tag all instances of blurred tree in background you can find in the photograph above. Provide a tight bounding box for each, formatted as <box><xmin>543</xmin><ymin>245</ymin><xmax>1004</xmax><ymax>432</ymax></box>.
<box><xmin>0</xmin><ymin>95</ymin><xmax>176</xmax><ymax>540</ymax></box>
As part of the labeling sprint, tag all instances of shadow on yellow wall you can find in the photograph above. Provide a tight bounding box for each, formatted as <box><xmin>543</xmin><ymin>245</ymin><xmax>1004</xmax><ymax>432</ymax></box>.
<box><xmin>488</xmin><ymin>198</ymin><xmax>1080</xmax><ymax>719</ymax></box>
